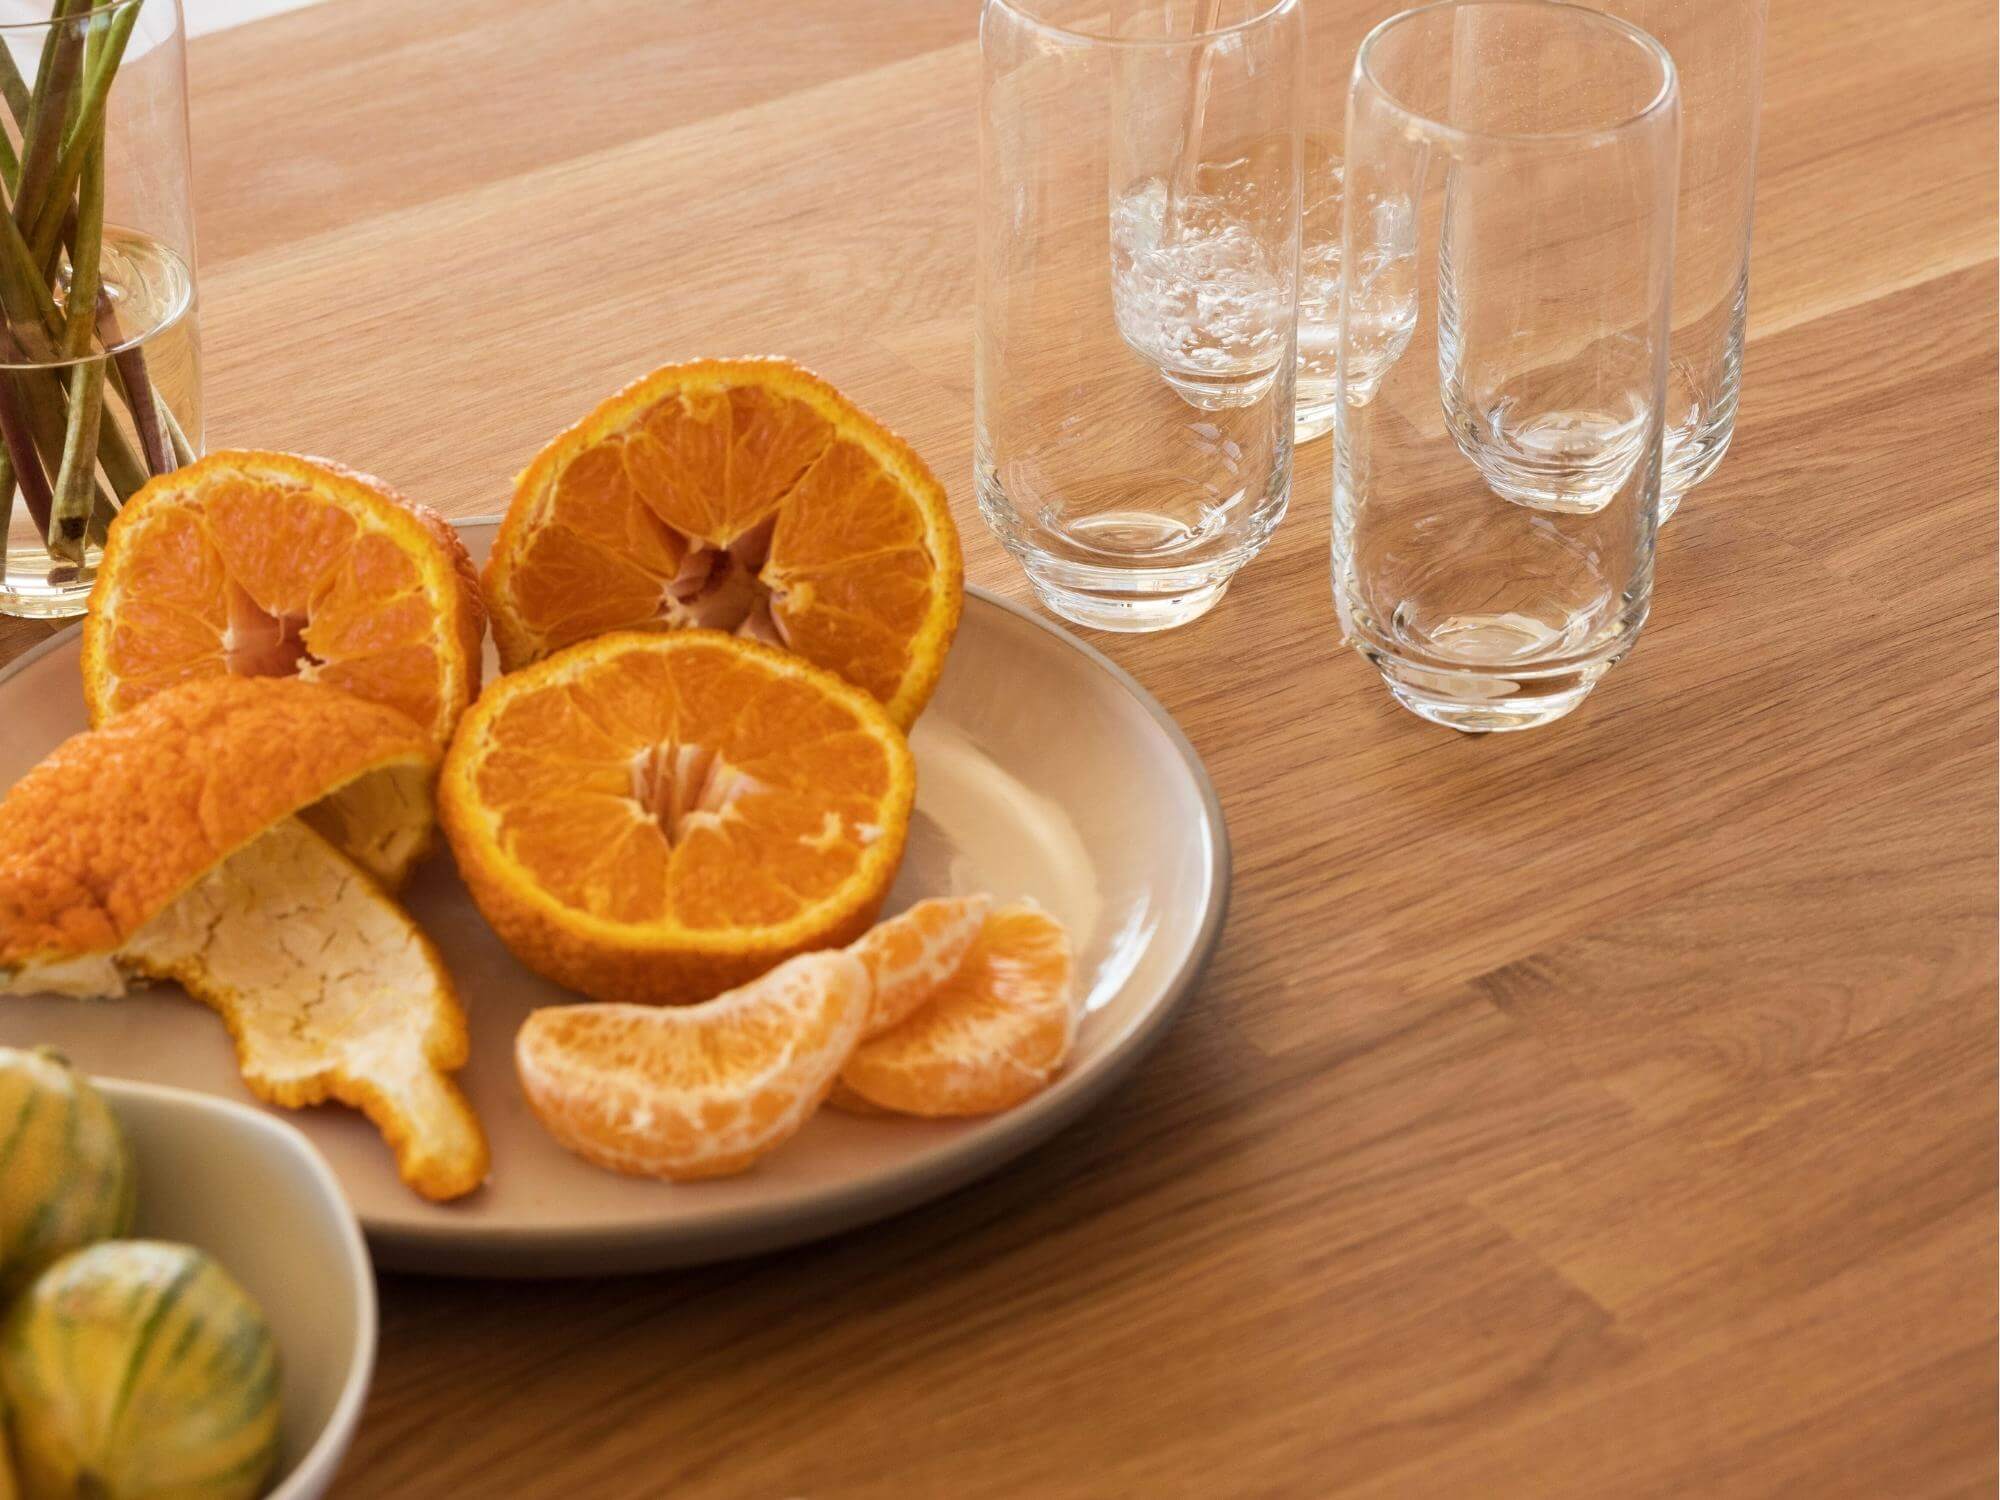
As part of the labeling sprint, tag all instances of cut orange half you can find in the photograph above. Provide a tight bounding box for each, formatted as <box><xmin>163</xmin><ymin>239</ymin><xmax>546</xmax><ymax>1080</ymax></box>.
<box><xmin>439</xmin><ymin>629</ymin><xmax>916</xmax><ymax>1005</ymax></box>
<box><xmin>515</xmin><ymin>950</ymin><xmax>871</xmax><ymax>1180</ymax></box>
<box><xmin>481</xmin><ymin>358</ymin><xmax>962</xmax><ymax>728</ymax></box>
<box><xmin>81</xmin><ymin>451</ymin><xmax>485</xmax><ymax>748</ymax></box>
<box><xmin>839</xmin><ymin>904</ymin><xmax>1078</xmax><ymax>1117</ymax></box>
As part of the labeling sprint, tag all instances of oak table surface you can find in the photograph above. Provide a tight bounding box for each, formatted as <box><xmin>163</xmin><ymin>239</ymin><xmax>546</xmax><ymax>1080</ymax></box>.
<box><xmin>2</xmin><ymin>1</ymin><xmax>1995</xmax><ymax>1495</ymax></box>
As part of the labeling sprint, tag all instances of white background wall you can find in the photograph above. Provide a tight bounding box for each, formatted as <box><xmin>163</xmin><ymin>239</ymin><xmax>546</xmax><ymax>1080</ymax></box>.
<box><xmin>183</xmin><ymin>0</ymin><xmax>324</xmax><ymax>39</ymax></box>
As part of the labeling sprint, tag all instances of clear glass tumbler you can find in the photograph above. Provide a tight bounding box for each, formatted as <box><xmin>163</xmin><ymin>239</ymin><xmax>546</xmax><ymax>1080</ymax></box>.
<box><xmin>1331</xmin><ymin>0</ymin><xmax>1679</xmax><ymax>732</ymax></box>
<box><xmin>976</xmin><ymin>0</ymin><xmax>1302</xmax><ymax>633</ymax></box>
<box><xmin>0</xmin><ymin>0</ymin><xmax>201</xmax><ymax>619</ymax></box>
<box><xmin>1594</xmin><ymin>0</ymin><xmax>1765</xmax><ymax>520</ymax></box>
<box><xmin>1295</xmin><ymin>0</ymin><xmax>1403</xmax><ymax>444</ymax></box>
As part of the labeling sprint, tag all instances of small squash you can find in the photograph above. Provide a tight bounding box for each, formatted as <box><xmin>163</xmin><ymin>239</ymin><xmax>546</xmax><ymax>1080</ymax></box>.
<box><xmin>0</xmin><ymin>1241</ymin><xmax>282</xmax><ymax>1500</ymax></box>
<box><xmin>0</xmin><ymin>1048</ymin><xmax>135</xmax><ymax>1297</ymax></box>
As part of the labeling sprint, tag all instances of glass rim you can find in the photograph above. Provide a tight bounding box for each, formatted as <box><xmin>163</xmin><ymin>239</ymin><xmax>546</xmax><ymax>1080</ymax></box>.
<box><xmin>1355</xmin><ymin>0</ymin><xmax>1678</xmax><ymax>148</ymax></box>
<box><xmin>986</xmin><ymin>0</ymin><xmax>1298</xmax><ymax>51</ymax></box>
<box><xmin>0</xmin><ymin>0</ymin><xmax>153</xmax><ymax>34</ymax></box>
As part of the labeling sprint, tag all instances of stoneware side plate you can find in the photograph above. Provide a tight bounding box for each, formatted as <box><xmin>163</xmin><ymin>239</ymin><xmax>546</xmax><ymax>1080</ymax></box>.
<box><xmin>0</xmin><ymin>519</ymin><xmax>1229</xmax><ymax>1276</ymax></box>
<box><xmin>101</xmin><ymin>1078</ymin><xmax>376</xmax><ymax>1500</ymax></box>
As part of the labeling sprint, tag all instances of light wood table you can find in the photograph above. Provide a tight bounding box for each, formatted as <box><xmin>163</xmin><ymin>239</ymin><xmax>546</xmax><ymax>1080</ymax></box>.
<box><xmin>3</xmin><ymin>1</ymin><xmax>1995</xmax><ymax>1494</ymax></box>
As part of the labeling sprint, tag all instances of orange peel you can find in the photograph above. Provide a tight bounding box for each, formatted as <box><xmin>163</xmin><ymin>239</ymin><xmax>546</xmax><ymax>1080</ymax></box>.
<box><xmin>0</xmin><ymin>676</ymin><xmax>487</xmax><ymax>1201</ymax></box>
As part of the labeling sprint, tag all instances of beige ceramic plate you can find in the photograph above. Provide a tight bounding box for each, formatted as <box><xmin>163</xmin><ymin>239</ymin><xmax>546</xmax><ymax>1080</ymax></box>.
<box><xmin>0</xmin><ymin>520</ymin><xmax>1227</xmax><ymax>1276</ymax></box>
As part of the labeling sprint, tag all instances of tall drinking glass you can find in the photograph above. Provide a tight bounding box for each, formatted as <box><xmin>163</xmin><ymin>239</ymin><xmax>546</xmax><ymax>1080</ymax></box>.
<box><xmin>1296</xmin><ymin>0</ymin><xmax>1401</xmax><ymax>443</ymax></box>
<box><xmin>977</xmin><ymin>0</ymin><xmax>1302</xmax><ymax>633</ymax></box>
<box><xmin>1594</xmin><ymin>0</ymin><xmax>1765</xmax><ymax>520</ymax></box>
<box><xmin>1331</xmin><ymin>0</ymin><xmax>1679</xmax><ymax>732</ymax></box>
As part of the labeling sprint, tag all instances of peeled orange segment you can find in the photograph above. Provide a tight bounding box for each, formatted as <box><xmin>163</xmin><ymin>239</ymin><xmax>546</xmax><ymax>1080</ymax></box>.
<box><xmin>82</xmin><ymin>450</ymin><xmax>486</xmax><ymax>753</ymax></box>
<box><xmin>849</xmin><ymin>895</ymin><xmax>991</xmax><ymax>1038</ymax></box>
<box><xmin>439</xmin><ymin>629</ymin><xmax>916</xmax><ymax>1005</ymax></box>
<box><xmin>0</xmin><ymin>677</ymin><xmax>486</xmax><ymax>1202</ymax></box>
<box><xmin>839</xmin><ymin>904</ymin><xmax>1077</xmax><ymax>1118</ymax></box>
<box><xmin>482</xmin><ymin>358</ymin><xmax>962</xmax><ymax>728</ymax></box>
<box><xmin>516</xmin><ymin>950</ymin><xmax>871</xmax><ymax>1180</ymax></box>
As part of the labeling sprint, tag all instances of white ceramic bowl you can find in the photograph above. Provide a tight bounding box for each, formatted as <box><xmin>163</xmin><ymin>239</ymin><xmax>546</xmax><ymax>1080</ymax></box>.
<box><xmin>97</xmin><ymin>1078</ymin><xmax>376</xmax><ymax>1500</ymax></box>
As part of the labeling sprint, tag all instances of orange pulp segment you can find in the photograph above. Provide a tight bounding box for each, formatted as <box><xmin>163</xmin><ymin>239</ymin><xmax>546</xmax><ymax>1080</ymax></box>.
<box><xmin>848</xmin><ymin>895</ymin><xmax>990</xmax><ymax>1038</ymax></box>
<box><xmin>515</xmin><ymin>950</ymin><xmax>871</xmax><ymax>1179</ymax></box>
<box><xmin>839</xmin><ymin>904</ymin><xmax>1077</xmax><ymax>1117</ymax></box>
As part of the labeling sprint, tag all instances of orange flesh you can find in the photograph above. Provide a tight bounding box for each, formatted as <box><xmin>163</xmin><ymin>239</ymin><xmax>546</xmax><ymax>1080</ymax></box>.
<box><xmin>515</xmin><ymin>950</ymin><xmax>872</xmax><ymax>1180</ymax></box>
<box><xmin>489</xmin><ymin>362</ymin><xmax>959</xmax><ymax>725</ymax></box>
<box><xmin>90</xmin><ymin>465</ymin><xmax>469</xmax><ymax>741</ymax></box>
<box><xmin>840</xmin><ymin>905</ymin><xmax>1078</xmax><ymax>1117</ymax></box>
<box><xmin>467</xmin><ymin>635</ymin><xmax>901</xmax><ymax>933</ymax></box>
<box><xmin>849</xmin><ymin>895</ymin><xmax>992</xmax><ymax>1037</ymax></box>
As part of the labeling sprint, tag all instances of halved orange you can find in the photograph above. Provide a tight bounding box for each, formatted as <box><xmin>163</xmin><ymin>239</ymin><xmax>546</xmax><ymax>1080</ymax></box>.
<box><xmin>439</xmin><ymin>629</ymin><xmax>916</xmax><ymax>1005</ymax></box>
<box><xmin>81</xmin><ymin>450</ymin><xmax>485</xmax><ymax>748</ymax></box>
<box><xmin>839</xmin><ymin>904</ymin><xmax>1078</xmax><ymax>1117</ymax></box>
<box><xmin>481</xmin><ymin>358</ymin><xmax>962</xmax><ymax>728</ymax></box>
<box><xmin>849</xmin><ymin>895</ymin><xmax>990</xmax><ymax>1038</ymax></box>
<box><xmin>515</xmin><ymin>950</ymin><xmax>871</xmax><ymax>1180</ymax></box>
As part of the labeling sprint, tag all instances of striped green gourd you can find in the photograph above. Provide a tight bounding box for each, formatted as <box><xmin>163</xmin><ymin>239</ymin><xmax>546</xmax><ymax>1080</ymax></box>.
<box><xmin>0</xmin><ymin>1048</ymin><xmax>135</xmax><ymax>1298</ymax></box>
<box><xmin>0</xmin><ymin>1241</ymin><xmax>282</xmax><ymax>1500</ymax></box>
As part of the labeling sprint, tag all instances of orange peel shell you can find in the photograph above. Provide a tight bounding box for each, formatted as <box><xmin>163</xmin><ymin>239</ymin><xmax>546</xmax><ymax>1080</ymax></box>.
<box><xmin>0</xmin><ymin>676</ymin><xmax>486</xmax><ymax>1201</ymax></box>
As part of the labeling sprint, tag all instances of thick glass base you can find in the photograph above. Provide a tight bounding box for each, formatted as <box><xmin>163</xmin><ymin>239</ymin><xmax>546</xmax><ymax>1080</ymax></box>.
<box><xmin>979</xmin><ymin>466</ymin><xmax>1285</xmax><ymax>636</ymax></box>
<box><xmin>1354</xmin><ymin>636</ymin><xmax>1627</xmax><ymax>735</ymax></box>
<box><xmin>1380</xmin><ymin>667</ymin><xmax>1599</xmax><ymax>733</ymax></box>
<box><xmin>1658</xmin><ymin>415</ymin><xmax>1736</xmax><ymax>524</ymax></box>
<box><xmin>1</xmin><ymin>544</ymin><xmax>98</xmax><ymax>618</ymax></box>
<box><xmin>1295</xmin><ymin>400</ymin><xmax>1337</xmax><ymax>443</ymax></box>
<box><xmin>1157</xmin><ymin>365</ymin><xmax>1281</xmax><ymax>412</ymax></box>
<box><xmin>1020</xmin><ymin>558</ymin><xmax>1230</xmax><ymax>633</ymax></box>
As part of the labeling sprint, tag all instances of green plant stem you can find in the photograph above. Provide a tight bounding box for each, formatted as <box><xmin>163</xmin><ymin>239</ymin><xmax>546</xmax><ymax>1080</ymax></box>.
<box><xmin>96</xmin><ymin>299</ymin><xmax>171</xmax><ymax>475</ymax></box>
<box><xmin>45</xmin><ymin>121</ymin><xmax>102</xmax><ymax>559</ymax></box>
<box><xmin>0</xmin><ymin>37</ymin><xmax>31</xmax><ymax>123</ymax></box>
<box><xmin>3</xmin><ymin>9</ymin><xmax>177</xmax><ymax>489</ymax></box>
<box><xmin>27</xmin><ymin>4</ymin><xmax>139</xmax><ymax>275</ymax></box>
<box><xmin>12</xmin><ymin>1</ymin><xmax>84</xmax><ymax>252</ymax></box>
<box><xmin>0</xmin><ymin>364</ymin><xmax>51</xmax><ymax>539</ymax></box>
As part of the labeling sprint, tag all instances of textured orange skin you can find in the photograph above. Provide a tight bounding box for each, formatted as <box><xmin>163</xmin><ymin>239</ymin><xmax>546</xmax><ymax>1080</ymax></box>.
<box><xmin>0</xmin><ymin>675</ymin><xmax>433</xmax><ymax>967</ymax></box>
<box><xmin>456</xmin><ymin>854</ymin><xmax>888</xmax><ymax>1011</ymax></box>
<box><xmin>439</xmin><ymin>630</ymin><xmax>916</xmax><ymax>1006</ymax></box>
<box><xmin>80</xmin><ymin>450</ymin><xmax>486</xmax><ymax>748</ymax></box>
<box><xmin>481</xmin><ymin>357</ymin><xmax>962</xmax><ymax>729</ymax></box>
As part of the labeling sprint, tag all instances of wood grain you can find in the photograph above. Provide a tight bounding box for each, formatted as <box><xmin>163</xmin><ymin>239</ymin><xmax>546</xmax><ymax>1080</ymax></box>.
<box><xmin>1</xmin><ymin>0</ymin><xmax>1994</xmax><ymax>1494</ymax></box>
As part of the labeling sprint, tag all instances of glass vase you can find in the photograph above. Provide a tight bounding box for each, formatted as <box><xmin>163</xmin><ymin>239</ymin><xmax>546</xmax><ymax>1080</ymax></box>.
<box><xmin>0</xmin><ymin>0</ymin><xmax>200</xmax><ymax>619</ymax></box>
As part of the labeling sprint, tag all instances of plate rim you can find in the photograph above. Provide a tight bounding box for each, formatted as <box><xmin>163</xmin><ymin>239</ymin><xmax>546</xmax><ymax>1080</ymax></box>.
<box><xmin>1</xmin><ymin>517</ymin><xmax>1232</xmax><ymax>1273</ymax></box>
